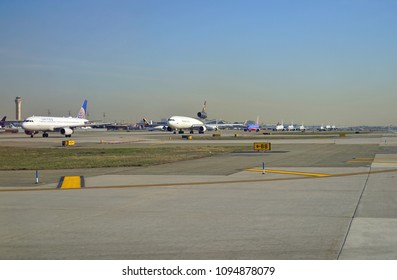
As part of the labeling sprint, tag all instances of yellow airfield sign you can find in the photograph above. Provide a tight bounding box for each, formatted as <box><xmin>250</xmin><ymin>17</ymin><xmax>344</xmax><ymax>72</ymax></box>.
<box><xmin>253</xmin><ymin>142</ymin><xmax>271</xmax><ymax>151</ymax></box>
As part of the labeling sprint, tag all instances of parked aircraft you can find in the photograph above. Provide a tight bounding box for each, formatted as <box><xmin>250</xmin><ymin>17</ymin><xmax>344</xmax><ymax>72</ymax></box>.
<box><xmin>0</xmin><ymin>116</ymin><xmax>6</xmax><ymax>128</ymax></box>
<box><xmin>205</xmin><ymin>119</ymin><xmax>247</xmax><ymax>131</ymax></box>
<box><xmin>287</xmin><ymin>121</ymin><xmax>295</xmax><ymax>131</ymax></box>
<box><xmin>0</xmin><ymin>116</ymin><xmax>21</xmax><ymax>133</ymax></box>
<box><xmin>205</xmin><ymin>120</ymin><xmax>219</xmax><ymax>131</ymax></box>
<box><xmin>318</xmin><ymin>123</ymin><xmax>337</xmax><ymax>131</ymax></box>
<box><xmin>22</xmin><ymin>99</ymin><xmax>91</xmax><ymax>138</ymax></box>
<box><xmin>244</xmin><ymin>116</ymin><xmax>260</xmax><ymax>132</ymax></box>
<box><xmin>299</xmin><ymin>122</ymin><xmax>306</xmax><ymax>131</ymax></box>
<box><xmin>230</xmin><ymin>121</ymin><xmax>248</xmax><ymax>130</ymax></box>
<box><xmin>274</xmin><ymin>121</ymin><xmax>285</xmax><ymax>131</ymax></box>
<box><xmin>142</xmin><ymin>118</ymin><xmax>166</xmax><ymax>131</ymax></box>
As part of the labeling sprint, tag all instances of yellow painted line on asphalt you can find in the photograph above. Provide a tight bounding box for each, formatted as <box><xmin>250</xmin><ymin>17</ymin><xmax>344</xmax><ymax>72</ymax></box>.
<box><xmin>347</xmin><ymin>158</ymin><xmax>373</xmax><ymax>163</ymax></box>
<box><xmin>75</xmin><ymin>168</ymin><xmax>397</xmax><ymax>190</ymax></box>
<box><xmin>245</xmin><ymin>168</ymin><xmax>330</xmax><ymax>177</ymax></box>
<box><xmin>2</xmin><ymin>169</ymin><xmax>397</xmax><ymax>193</ymax></box>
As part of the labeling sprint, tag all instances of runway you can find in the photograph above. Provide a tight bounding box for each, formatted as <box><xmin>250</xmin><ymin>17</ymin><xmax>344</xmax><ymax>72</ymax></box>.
<box><xmin>1</xmin><ymin>130</ymin><xmax>397</xmax><ymax>259</ymax></box>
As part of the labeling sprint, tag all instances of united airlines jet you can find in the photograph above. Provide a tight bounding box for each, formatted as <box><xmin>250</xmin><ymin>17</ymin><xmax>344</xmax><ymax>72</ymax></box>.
<box><xmin>22</xmin><ymin>99</ymin><xmax>90</xmax><ymax>138</ymax></box>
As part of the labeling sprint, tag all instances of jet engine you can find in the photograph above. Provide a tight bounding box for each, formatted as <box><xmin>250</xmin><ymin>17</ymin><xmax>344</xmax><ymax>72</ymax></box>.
<box><xmin>25</xmin><ymin>130</ymin><xmax>38</xmax><ymax>136</ymax></box>
<box><xmin>60</xmin><ymin>128</ymin><xmax>74</xmax><ymax>136</ymax></box>
<box><xmin>166</xmin><ymin>126</ymin><xmax>173</xmax><ymax>132</ymax></box>
<box><xmin>199</xmin><ymin>126</ymin><xmax>207</xmax><ymax>133</ymax></box>
<box><xmin>197</xmin><ymin>111</ymin><xmax>207</xmax><ymax>119</ymax></box>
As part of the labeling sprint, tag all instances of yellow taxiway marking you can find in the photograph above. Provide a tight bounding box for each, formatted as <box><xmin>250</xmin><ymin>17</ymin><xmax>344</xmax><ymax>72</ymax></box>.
<box><xmin>245</xmin><ymin>168</ymin><xmax>330</xmax><ymax>177</ymax></box>
<box><xmin>59</xmin><ymin>176</ymin><xmax>83</xmax><ymax>189</ymax></box>
<box><xmin>2</xmin><ymin>169</ymin><xmax>397</xmax><ymax>193</ymax></box>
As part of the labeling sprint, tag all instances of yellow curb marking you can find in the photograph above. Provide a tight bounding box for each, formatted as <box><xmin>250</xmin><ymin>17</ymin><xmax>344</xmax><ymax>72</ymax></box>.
<box><xmin>61</xmin><ymin>176</ymin><xmax>82</xmax><ymax>189</ymax></box>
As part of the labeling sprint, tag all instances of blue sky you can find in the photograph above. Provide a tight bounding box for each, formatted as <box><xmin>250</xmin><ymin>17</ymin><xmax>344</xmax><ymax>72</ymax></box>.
<box><xmin>1</xmin><ymin>0</ymin><xmax>396</xmax><ymax>125</ymax></box>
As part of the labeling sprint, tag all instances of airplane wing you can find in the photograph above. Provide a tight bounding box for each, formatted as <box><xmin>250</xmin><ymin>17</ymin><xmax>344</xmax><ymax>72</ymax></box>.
<box><xmin>51</xmin><ymin>122</ymin><xmax>110</xmax><ymax>130</ymax></box>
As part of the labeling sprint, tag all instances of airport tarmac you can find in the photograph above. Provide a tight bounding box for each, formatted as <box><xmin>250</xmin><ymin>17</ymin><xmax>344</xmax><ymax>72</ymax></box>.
<box><xmin>1</xmin><ymin>130</ymin><xmax>397</xmax><ymax>259</ymax></box>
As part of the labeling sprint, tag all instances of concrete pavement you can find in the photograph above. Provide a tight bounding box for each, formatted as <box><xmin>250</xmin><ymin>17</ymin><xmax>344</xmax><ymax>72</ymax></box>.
<box><xmin>1</xmin><ymin>131</ymin><xmax>397</xmax><ymax>259</ymax></box>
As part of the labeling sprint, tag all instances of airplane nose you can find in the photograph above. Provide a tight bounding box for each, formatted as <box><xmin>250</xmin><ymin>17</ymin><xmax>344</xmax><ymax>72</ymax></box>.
<box><xmin>21</xmin><ymin>122</ymin><xmax>30</xmax><ymax>130</ymax></box>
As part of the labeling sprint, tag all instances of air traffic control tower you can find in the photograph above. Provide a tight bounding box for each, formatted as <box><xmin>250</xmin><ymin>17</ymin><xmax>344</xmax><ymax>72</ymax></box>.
<box><xmin>15</xmin><ymin>96</ymin><xmax>22</xmax><ymax>121</ymax></box>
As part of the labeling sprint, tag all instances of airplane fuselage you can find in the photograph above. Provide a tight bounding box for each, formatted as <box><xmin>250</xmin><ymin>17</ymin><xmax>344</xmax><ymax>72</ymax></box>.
<box><xmin>245</xmin><ymin>124</ymin><xmax>260</xmax><ymax>132</ymax></box>
<box><xmin>22</xmin><ymin>116</ymin><xmax>89</xmax><ymax>137</ymax></box>
<box><xmin>167</xmin><ymin>116</ymin><xmax>206</xmax><ymax>134</ymax></box>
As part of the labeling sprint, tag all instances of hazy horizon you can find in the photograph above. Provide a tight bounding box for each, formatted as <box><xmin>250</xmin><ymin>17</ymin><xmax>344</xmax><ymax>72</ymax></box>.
<box><xmin>1</xmin><ymin>0</ymin><xmax>396</xmax><ymax>126</ymax></box>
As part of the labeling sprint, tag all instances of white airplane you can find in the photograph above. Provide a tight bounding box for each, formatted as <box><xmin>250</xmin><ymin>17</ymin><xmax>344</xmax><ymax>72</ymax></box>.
<box><xmin>274</xmin><ymin>121</ymin><xmax>285</xmax><ymax>131</ymax></box>
<box><xmin>318</xmin><ymin>123</ymin><xmax>336</xmax><ymax>131</ymax></box>
<box><xmin>197</xmin><ymin>100</ymin><xmax>207</xmax><ymax>119</ymax></box>
<box><xmin>165</xmin><ymin>101</ymin><xmax>209</xmax><ymax>134</ymax></box>
<box><xmin>205</xmin><ymin>120</ymin><xmax>219</xmax><ymax>131</ymax></box>
<box><xmin>325</xmin><ymin>124</ymin><xmax>332</xmax><ymax>130</ymax></box>
<box><xmin>22</xmin><ymin>99</ymin><xmax>91</xmax><ymax>138</ymax></box>
<box><xmin>142</xmin><ymin>118</ymin><xmax>166</xmax><ymax>131</ymax></box>
<box><xmin>287</xmin><ymin>121</ymin><xmax>295</xmax><ymax>131</ymax></box>
<box><xmin>299</xmin><ymin>122</ymin><xmax>306</xmax><ymax>131</ymax></box>
<box><xmin>166</xmin><ymin>101</ymin><xmax>244</xmax><ymax>134</ymax></box>
<box><xmin>166</xmin><ymin>116</ymin><xmax>206</xmax><ymax>134</ymax></box>
<box><xmin>206</xmin><ymin>119</ymin><xmax>247</xmax><ymax>131</ymax></box>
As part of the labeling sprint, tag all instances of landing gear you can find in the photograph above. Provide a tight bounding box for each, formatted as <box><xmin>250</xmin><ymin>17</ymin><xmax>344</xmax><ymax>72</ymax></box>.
<box><xmin>27</xmin><ymin>131</ymin><xmax>39</xmax><ymax>138</ymax></box>
<box><xmin>42</xmin><ymin>133</ymin><xmax>49</xmax><ymax>138</ymax></box>
<box><xmin>178</xmin><ymin>130</ymin><xmax>184</xmax><ymax>134</ymax></box>
<box><xmin>190</xmin><ymin>130</ymin><xmax>194</xmax><ymax>134</ymax></box>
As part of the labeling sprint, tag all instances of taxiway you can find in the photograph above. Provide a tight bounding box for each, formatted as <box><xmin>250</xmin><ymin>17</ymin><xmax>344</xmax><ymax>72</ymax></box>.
<box><xmin>1</xmin><ymin>130</ymin><xmax>397</xmax><ymax>259</ymax></box>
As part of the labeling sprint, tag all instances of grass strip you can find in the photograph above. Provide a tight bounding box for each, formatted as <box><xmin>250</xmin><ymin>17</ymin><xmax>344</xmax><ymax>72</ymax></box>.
<box><xmin>0</xmin><ymin>145</ymin><xmax>248</xmax><ymax>170</ymax></box>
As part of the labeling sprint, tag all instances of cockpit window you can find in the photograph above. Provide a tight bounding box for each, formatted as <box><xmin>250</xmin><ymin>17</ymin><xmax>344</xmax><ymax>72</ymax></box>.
<box><xmin>168</xmin><ymin>119</ymin><xmax>175</xmax><ymax>122</ymax></box>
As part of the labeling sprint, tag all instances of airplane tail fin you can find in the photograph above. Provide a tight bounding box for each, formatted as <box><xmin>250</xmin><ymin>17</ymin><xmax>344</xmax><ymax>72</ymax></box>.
<box><xmin>0</xmin><ymin>116</ymin><xmax>6</xmax><ymax>127</ymax></box>
<box><xmin>143</xmin><ymin>118</ymin><xmax>150</xmax><ymax>126</ymax></box>
<box><xmin>77</xmin><ymin>99</ymin><xmax>88</xmax><ymax>119</ymax></box>
<box><xmin>197</xmin><ymin>100</ymin><xmax>207</xmax><ymax>119</ymax></box>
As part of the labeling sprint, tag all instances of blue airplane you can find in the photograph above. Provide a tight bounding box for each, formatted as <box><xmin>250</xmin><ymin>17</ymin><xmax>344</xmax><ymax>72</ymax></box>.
<box><xmin>244</xmin><ymin>116</ymin><xmax>260</xmax><ymax>132</ymax></box>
